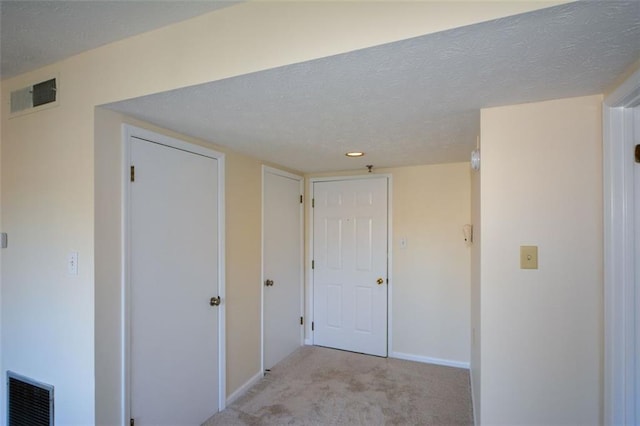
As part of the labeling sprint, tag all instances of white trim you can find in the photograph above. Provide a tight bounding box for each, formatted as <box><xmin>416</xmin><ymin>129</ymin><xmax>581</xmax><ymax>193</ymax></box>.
<box><xmin>261</xmin><ymin>166</ymin><xmax>304</xmax><ymax>374</ymax></box>
<box><xmin>470</xmin><ymin>368</ymin><xmax>478</xmax><ymax>426</ymax></box>
<box><xmin>603</xmin><ymin>67</ymin><xmax>640</xmax><ymax>426</ymax></box>
<box><xmin>263</xmin><ymin>165</ymin><xmax>305</xmax><ymax>182</ymax></box>
<box><xmin>218</xmin><ymin>154</ymin><xmax>227</xmax><ymax>411</ymax></box>
<box><xmin>386</xmin><ymin>176</ymin><xmax>393</xmax><ymax>355</ymax></box>
<box><xmin>605</xmin><ymin>69</ymin><xmax>640</xmax><ymax>107</ymax></box>
<box><xmin>306</xmin><ymin>179</ymin><xmax>314</xmax><ymax>343</ymax></box>
<box><xmin>121</xmin><ymin>126</ymin><xmax>132</xmax><ymax>426</ymax></box>
<box><xmin>225</xmin><ymin>370</ymin><xmax>263</xmax><ymax>407</ymax></box>
<box><xmin>121</xmin><ymin>124</ymin><xmax>227</xmax><ymax>422</ymax></box>
<box><xmin>390</xmin><ymin>351</ymin><xmax>470</xmax><ymax>370</ymax></box>
<box><xmin>308</xmin><ymin>174</ymin><xmax>393</xmax><ymax>356</ymax></box>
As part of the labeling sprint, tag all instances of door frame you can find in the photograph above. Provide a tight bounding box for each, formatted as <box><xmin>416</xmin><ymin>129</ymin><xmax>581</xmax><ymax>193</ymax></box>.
<box><xmin>603</xmin><ymin>68</ymin><xmax>639</xmax><ymax>425</ymax></box>
<box><xmin>121</xmin><ymin>125</ymin><xmax>226</xmax><ymax>424</ymax></box>
<box><xmin>307</xmin><ymin>174</ymin><xmax>393</xmax><ymax>355</ymax></box>
<box><xmin>260</xmin><ymin>166</ymin><xmax>304</xmax><ymax>373</ymax></box>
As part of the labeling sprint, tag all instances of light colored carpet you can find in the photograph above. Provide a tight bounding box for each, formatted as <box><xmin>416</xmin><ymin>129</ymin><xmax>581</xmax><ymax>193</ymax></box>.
<box><xmin>204</xmin><ymin>346</ymin><xmax>473</xmax><ymax>425</ymax></box>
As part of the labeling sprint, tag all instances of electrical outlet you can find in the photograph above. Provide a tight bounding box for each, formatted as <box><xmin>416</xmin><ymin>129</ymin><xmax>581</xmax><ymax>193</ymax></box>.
<box><xmin>68</xmin><ymin>252</ymin><xmax>78</xmax><ymax>275</ymax></box>
<box><xmin>400</xmin><ymin>237</ymin><xmax>408</xmax><ymax>249</ymax></box>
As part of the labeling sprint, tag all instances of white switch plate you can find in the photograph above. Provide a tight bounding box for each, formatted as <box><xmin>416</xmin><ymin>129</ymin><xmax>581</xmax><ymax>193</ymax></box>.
<box><xmin>68</xmin><ymin>252</ymin><xmax>78</xmax><ymax>275</ymax></box>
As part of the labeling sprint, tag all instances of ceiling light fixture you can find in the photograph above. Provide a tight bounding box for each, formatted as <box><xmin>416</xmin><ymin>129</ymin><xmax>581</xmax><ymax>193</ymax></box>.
<box><xmin>345</xmin><ymin>151</ymin><xmax>365</xmax><ymax>157</ymax></box>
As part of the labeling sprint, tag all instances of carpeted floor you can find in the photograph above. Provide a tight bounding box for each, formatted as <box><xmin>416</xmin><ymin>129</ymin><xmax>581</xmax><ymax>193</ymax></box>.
<box><xmin>203</xmin><ymin>346</ymin><xmax>473</xmax><ymax>425</ymax></box>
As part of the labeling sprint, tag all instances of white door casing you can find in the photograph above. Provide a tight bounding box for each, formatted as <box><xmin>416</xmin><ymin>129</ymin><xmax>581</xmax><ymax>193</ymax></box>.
<box><xmin>123</xmin><ymin>126</ymin><xmax>225</xmax><ymax>425</ymax></box>
<box><xmin>635</xmin><ymin>107</ymin><xmax>640</xmax><ymax>425</ymax></box>
<box><xmin>262</xmin><ymin>167</ymin><xmax>304</xmax><ymax>370</ymax></box>
<box><xmin>603</xmin><ymin>68</ymin><xmax>639</xmax><ymax>426</ymax></box>
<box><xmin>312</xmin><ymin>177</ymin><xmax>389</xmax><ymax>357</ymax></box>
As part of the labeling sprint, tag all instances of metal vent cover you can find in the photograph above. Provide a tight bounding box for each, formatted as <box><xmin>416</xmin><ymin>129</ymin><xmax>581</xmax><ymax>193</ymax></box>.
<box><xmin>10</xmin><ymin>78</ymin><xmax>57</xmax><ymax>115</ymax></box>
<box><xmin>7</xmin><ymin>371</ymin><xmax>54</xmax><ymax>426</ymax></box>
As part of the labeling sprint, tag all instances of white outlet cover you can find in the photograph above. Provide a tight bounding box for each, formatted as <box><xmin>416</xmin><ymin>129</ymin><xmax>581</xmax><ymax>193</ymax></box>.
<box><xmin>68</xmin><ymin>251</ymin><xmax>78</xmax><ymax>275</ymax></box>
<box><xmin>400</xmin><ymin>237</ymin><xmax>408</xmax><ymax>249</ymax></box>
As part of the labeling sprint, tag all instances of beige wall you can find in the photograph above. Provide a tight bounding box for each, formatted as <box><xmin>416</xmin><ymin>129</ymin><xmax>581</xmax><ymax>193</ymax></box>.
<box><xmin>306</xmin><ymin>163</ymin><xmax>471</xmax><ymax>365</ymax></box>
<box><xmin>479</xmin><ymin>95</ymin><xmax>603</xmax><ymax>424</ymax></box>
<box><xmin>390</xmin><ymin>164</ymin><xmax>471</xmax><ymax>364</ymax></box>
<box><xmin>95</xmin><ymin>108</ymin><xmax>270</xmax><ymax>424</ymax></box>
<box><xmin>1</xmin><ymin>2</ymin><xmax>567</xmax><ymax>424</ymax></box>
<box><xmin>1</xmin><ymin>75</ymin><xmax>96</xmax><ymax>425</ymax></box>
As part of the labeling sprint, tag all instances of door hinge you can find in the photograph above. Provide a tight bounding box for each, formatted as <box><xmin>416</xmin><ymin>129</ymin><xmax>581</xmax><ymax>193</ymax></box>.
<box><xmin>311</xmin><ymin>260</ymin><xmax>314</xmax><ymax>269</ymax></box>
<box><xmin>312</xmin><ymin>321</ymin><xmax>315</xmax><ymax>331</ymax></box>
<box><xmin>130</xmin><ymin>418</ymin><xmax>135</xmax><ymax>426</ymax></box>
<box><xmin>312</xmin><ymin>198</ymin><xmax>315</xmax><ymax>208</ymax></box>
<box><xmin>300</xmin><ymin>194</ymin><xmax>303</xmax><ymax>204</ymax></box>
<box><xmin>300</xmin><ymin>316</ymin><xmax>304</xmax><ymax>325</ymax></box>
<box><xmin>635</xmin><ymin>144</ymin><xmax>640</xmax><ymax>163</ymax></box>
<box><xmin>130</xmin><ymin>165</ymin><xmax>135</xmax><ymax>182</ymax></box>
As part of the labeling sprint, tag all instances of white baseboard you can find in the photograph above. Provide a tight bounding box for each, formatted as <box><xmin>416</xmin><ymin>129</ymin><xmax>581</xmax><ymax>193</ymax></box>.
<box><xmin>390</xmin><ymin>351</ymin><xmax>470</xmax><ymax>369</ymax></box>
<box><xmin>304</xmin><ymin>338</ymin><xmax>312</xmax><ymax>345</ymax></box>
<box><xmin>226</xmin><ymin>370</ymin><xmax>262</xmax><ymax>406</ymax></box>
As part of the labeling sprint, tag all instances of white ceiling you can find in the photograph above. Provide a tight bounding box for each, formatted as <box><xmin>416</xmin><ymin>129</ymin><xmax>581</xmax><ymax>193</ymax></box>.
<box><xmin>3</xmin><ymin>1</ymin><xmax>640</xmax><ymax>173</ymax></box>
<box><xmin>0</xmin><ymin>0</ymin><xmax>240</xmax><ymax>78</ymax></box>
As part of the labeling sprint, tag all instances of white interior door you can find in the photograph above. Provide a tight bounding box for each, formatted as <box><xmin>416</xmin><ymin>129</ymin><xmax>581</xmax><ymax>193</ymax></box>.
<box><xmin>129</xmin><ymin>136</ymin><xmax>220</xmax><ymax>425</ymax></box>
<box><xmin>312</xmin><ymin>177</ymin><xmax>388</xmax><ymax>357</ymax></box>
<box><xmin>263</xmin><ymin>168</ymin><xmax>303</xmax><ymax>370</ymax></box>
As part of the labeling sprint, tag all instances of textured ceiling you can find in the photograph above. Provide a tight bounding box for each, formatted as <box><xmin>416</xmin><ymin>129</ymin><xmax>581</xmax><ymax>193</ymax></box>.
<box><xmin>0</xmin><ymin>0</ymin><xmax>240</xmax><ymax>78</ymax></box>
<box><xmin>106</xmin><ymin>1</ymin><xmax>640</xmax><ymax>173</ymax></box>
<box><xmin>2</xmin><ymin>2</ymin><xmax>639</xmax><ymax>173</ymax></box>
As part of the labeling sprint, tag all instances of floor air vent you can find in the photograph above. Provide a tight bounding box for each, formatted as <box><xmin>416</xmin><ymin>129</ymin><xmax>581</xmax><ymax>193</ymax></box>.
<box><xmin>7</xmin><ymin>371</ymin><xmax>54</xmax><ymax>426</ymax></box>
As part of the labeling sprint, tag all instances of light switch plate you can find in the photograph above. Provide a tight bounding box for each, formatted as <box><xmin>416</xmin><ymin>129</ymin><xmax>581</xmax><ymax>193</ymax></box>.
<box><xmin>520</xmin><ymin>246</ymin><xmax>538</xmax><ymax>269</ymax></box>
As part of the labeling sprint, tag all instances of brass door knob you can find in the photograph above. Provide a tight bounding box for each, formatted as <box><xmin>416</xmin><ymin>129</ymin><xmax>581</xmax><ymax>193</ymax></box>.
<box><xmin>377</xmin><ymin>278</ymin><xmax>384</xmax><ymax>285</ymax></box>
<box><xmin>210</xmin><ymin>296</ymin><xmax>221</xmax><ymax>306</ymax></box>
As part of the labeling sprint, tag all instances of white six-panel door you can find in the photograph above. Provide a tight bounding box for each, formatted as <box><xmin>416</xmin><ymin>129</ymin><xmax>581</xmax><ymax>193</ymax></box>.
<box><xmin>263</xmin><ymin>168</ymin><xmax>303</xmax><ymax>370</ymax></box>
<box><xmin>312</xmin><ymin>177</ymin><xmax>388</xmax><ymax>357</ymax></box>
<box><xmin>129</xmin><ymin>135</ymin><xmax>220</xmax><ymax>425</ymax></box>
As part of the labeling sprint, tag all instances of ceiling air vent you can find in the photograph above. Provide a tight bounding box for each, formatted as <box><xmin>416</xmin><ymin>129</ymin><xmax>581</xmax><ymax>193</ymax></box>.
<box><xmin>10</xmin><ymin>77</ymin><xmax>58</xmax><ymax>116</ymax></box>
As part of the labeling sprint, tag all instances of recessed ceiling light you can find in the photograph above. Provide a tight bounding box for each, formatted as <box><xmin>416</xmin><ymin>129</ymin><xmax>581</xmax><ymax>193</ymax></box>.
<box><xmin>345</xmin><ymin>151</ymin><xmax>365</xmax><ymax>157</ymax></box>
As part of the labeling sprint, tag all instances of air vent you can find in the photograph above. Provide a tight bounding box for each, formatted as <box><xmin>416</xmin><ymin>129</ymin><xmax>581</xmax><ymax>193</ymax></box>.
<box><xmin>10</xmin><ymin>77</ymin><xmax>57</xmax><ymax>115</ymax></box>
<box><xmin>7</xmin><ymin>371</ymin><xmax>54</xmax><ymax>426</ymax></box>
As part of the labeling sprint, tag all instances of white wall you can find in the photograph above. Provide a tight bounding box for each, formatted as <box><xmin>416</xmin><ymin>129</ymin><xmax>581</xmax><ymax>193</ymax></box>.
<box><xmin>479</xmin><ymin>95</ymin><xmax>603</xmax><ymax>424</ymax></box>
